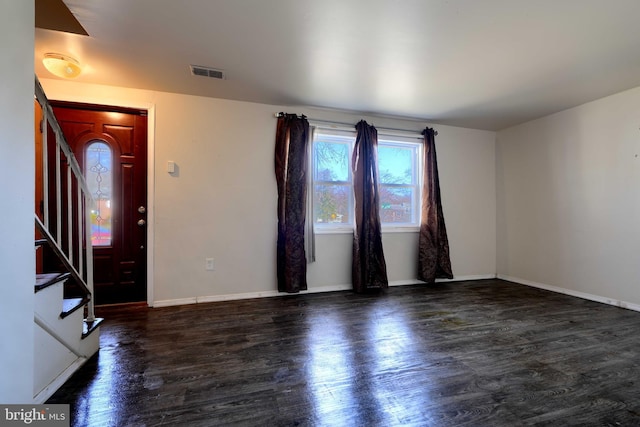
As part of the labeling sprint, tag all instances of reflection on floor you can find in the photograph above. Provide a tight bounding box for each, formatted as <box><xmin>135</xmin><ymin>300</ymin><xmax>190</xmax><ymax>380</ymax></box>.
<box><xmin>48</xmin><ymin>279</ymin><xmax>640</xmax><ymax>426</ymax></box>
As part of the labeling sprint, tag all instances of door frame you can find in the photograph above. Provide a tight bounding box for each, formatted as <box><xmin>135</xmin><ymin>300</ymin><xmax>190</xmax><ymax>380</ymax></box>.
<box><xmin>50</xmin><ymin>94</ymin><xmax>156</xmax><ymax>307</ymax></box>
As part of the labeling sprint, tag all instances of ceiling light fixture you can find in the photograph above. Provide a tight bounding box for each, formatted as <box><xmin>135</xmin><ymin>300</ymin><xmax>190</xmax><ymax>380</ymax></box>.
<box><xmin>42</xmin><ymin>53</ymin><xmax>82</xmax><ymax>78</ymax></box>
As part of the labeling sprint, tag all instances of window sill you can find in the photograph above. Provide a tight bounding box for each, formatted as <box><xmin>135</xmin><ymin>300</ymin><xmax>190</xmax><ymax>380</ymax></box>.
<box><xmin>381</xmin><ymin>225</ymin><xmax>420</xmax><ymax>233</ymax></box>
<box><xmin>314</xmin><ymin>226</ymin><xmax>354</xmax><ymax>235</ymax></box>
<box><xmin>313</xmin><ymin>225</ymin><xmax>419</xmax><ymax>234</ymax></box>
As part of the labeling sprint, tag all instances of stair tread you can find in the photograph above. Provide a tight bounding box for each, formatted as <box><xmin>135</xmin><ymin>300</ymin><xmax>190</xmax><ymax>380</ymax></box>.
<box><xmin>82</xmin><ymin>318</ymin><xmax>104</xmax><ymax>339</ymax></box>
<box><xmin>35</xmin><ymin>239</ymin><xmax>48</xmax><ymax>247</ymax></box>
<box><xmin>61</xmin><ymin>296</ymin><xmax>89</xmax><ymax>319</ymax></box>
<box><xmin>35</xmin><ymin>272</ymin><xmax>71</xmax><ymax>292</ymax></box>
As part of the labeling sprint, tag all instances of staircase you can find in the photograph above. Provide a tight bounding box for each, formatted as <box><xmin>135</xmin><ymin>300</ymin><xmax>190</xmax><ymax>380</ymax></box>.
<box><xmin>33</xmin><ymin>77</ymin><xmax>103</xmax><ymax>403</ymax></box>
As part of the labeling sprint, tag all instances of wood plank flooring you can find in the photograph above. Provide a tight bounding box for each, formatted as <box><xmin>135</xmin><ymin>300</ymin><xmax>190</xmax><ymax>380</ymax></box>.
<box><xmin>47</xmin><ymin>279</ymin><xmax>640</xmax><ymax>426</ymax></box>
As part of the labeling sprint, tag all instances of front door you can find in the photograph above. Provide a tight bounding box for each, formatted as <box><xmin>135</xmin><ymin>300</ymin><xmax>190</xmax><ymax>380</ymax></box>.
<box><xmin>51</xmin><ymin>102</ymin><xmax>148</xmax><ymax>305</ymax></box>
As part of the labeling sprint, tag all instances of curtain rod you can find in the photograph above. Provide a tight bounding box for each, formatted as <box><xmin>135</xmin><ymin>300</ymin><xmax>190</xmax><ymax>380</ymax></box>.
<box><xmin>275</xmin><ymin>112</ymin><xmax>438</xmax><ymax>136</ymax></box>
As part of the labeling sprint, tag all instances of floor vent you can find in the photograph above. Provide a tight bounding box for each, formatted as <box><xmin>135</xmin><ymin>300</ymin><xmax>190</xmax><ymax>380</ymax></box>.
<box><xmin>190</xmin><ymin>65</ymin><xmax>225</xmax><ymax>80</ymax></box>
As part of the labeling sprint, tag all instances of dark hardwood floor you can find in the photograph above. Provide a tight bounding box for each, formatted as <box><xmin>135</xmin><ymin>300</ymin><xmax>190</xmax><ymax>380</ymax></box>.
<box><xmin>47</xmin><ymin>279</ymin><xmax>640</xmax><ymax>426</ymax></box>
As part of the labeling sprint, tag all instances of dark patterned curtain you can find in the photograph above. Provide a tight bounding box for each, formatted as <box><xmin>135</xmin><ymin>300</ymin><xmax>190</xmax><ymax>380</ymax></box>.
<box><xmin>274</xmin><ymin>113</ymin><xmax>310</xmax><ymax>293</ymax></box>
<box><xmin>352</xmin><ymin>121</ymin><xmax>388</xmax><ymax>293</ymax></box>
<box><xmin>418</xmin><ymin>127</ymin><xmax>453</xmax><ymax>282</ymax></box>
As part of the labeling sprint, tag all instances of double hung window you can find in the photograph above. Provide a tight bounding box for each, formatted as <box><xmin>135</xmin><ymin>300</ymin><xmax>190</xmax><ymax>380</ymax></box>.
<box><xmin>312</xmin><ymin>131</ymin><xmax>353</xmax><ymax>231</ymax></box>
<box><xmin>378</xmin><ymin>138</ymin><xmax>421</xmax><ymax>227</ymax></box>
<box><xmin>312</xmin><ymin>129</ymin><xmax>421</xmax><ymax>232</ymax></box>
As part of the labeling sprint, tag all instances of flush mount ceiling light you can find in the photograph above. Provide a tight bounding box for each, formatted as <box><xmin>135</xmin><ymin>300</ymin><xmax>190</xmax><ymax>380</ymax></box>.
<box><xmin>42</xmin><ymin>53</ymin><xmax>82</xmax><ymax>78</ymax></box>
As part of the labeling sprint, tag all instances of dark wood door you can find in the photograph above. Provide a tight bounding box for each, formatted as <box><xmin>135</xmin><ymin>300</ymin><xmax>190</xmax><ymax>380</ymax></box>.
<box><xmin>52</xmin><ymin>102</ymin><xmax>147</xmax><ymax>305</ymax></box>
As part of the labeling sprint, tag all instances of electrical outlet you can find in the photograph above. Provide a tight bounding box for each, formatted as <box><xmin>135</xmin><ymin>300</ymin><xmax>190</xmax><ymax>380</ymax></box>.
<box><xmin>205</xmin><ymin>258</ymin><xmax>215</xmax><ymax>271</ymax></box>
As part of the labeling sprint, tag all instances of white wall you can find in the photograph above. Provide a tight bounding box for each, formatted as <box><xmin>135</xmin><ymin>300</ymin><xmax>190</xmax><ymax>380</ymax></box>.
<box><xmin>0</xmin><ymin>0</ymin><xmax>35</xmax><ymax>403</ymax></box>
<box><xmin>40</xmin><ymin>79</ymin><xmax>496</xmax><ymax>305</ymax></box>
<box><xmin>497</xmin><ymin>86</ymin><xmax>640</xmax><ymax>306</ymax></box>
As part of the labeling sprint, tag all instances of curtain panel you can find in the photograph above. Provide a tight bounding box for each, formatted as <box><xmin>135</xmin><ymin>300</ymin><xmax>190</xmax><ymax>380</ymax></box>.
<box><xmin>418</xmin><ymin>127</ymin><xmax>453</xmax><ymax>282</ymax></box>
<box><xmin>352</xmin><ymin>121</ymin><xmax>388</xmax><ymax>293</ymax></box>
<box><xmin>274</xmin><ymin>114</ymin><xmax>310</xmax><ymax>293</ymax></box>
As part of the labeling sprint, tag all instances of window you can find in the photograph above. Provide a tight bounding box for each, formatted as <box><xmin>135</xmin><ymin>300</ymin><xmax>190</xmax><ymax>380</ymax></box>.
<box><xmin>85</xmin><ymin>141</ymin><xmax>113</xmax><ymax>246</ymax></box>
<box><xmin>378</xmin><ymin>139</ymin><xmax>421</xmax><ymax>228</ymax></box>
<box><xmin>312</xmin><ymin>129</ymin><xmax>422</xmax><ymax>232</ymax></box>
<box><xmin>312</xmin><ymin>132</ymin><xmax>353</xmax><ymax>231</ymax></box>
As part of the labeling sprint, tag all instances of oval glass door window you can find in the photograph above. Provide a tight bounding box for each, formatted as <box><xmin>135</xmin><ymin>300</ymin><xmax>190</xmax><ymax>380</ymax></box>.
<box><xmin>85</xmin><ymin>141</ymin><xmax>113</xmax><ymax>246</ymax></box>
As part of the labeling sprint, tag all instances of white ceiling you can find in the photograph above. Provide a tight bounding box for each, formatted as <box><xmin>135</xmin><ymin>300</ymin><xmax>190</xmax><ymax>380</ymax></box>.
<box><xmin>34</xmin><ymin>0</ymin><xmax>640</xmax><ymax>131</ymax></box>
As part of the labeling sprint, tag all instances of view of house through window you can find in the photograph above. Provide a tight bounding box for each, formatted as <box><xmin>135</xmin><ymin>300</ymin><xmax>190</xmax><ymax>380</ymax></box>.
<box><xmin>313</xmin><ymin>133</ymin><xmax>353</xmax><ymax>226</ymax></box>
<box><xmin>378</xmin><ymin>140</ymin><xmax>420</xmax><ymax>224</ymax></box>
<box><xmin>312</xmin><ymin>130</ymin><xmax>421</xmax><ymax>231</ymax></box>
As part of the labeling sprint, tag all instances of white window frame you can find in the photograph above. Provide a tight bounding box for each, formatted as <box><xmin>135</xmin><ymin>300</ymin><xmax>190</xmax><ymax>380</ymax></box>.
<box><xmin>312</xmin><ymin>130</ymin><xmax>356</xmax><ymax>234</ymax></box>
<box><xmin>378</xmin><ymin>137</ymin><xmax>422</xmax><ymax>232</ymax></box>
<box><xmin>311</xmin><ymin>128</ymin><xmax>423</xmax><ymax>234</ymax></box>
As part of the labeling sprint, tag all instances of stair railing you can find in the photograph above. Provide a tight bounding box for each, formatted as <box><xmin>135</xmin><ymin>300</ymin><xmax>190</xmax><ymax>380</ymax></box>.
<box><xmin>35</xmin><ymin>77</ymin><xmax>95</xmax><ymax>323</ymax></box>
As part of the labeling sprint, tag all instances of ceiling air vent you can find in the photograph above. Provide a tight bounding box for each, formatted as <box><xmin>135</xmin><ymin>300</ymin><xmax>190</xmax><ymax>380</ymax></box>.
<box><xmin>190</xmin><ymin>65</ymin><xmax>225</xmax><ymax>80</ymax></box>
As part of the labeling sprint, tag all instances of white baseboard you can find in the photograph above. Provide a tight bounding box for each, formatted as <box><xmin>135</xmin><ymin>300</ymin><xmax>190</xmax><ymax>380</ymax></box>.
<box><xmin>389</xmin><ymin>280</ymin><xmax>427</xmax><ymax>287</ymax></box>
<box><xmin>154</xmin><ymin>284</ymin><xmax>353</xmax><ymax>307</ymax></box>
<box><xmin>196</xmin><ymin>290</ymin><xmax>281</xmax><ymax>304</ymax></box>
<box><xmin>437</xmin><ymin>274</ymin><xmax>497</xmax><ymax>283</ymax></box>
<box><xmin>389</xmin><ymin>275</ymin><xmax>496</xmax><ymax>287</ymax></box>
<box><xmin>152</xmin><ymin>274</ymin><xmax>498</xmax><ymax>308</ymax></box>
<box><xmin>497</xmin><ymin>274</ymin><xmax>640</xmax><ymax>313</ymax></box>
<box><xmin>152</xmin><ymin>297</ymin><xmax>197</xmax><ymax>308</ymax></box>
